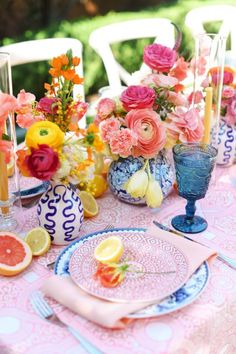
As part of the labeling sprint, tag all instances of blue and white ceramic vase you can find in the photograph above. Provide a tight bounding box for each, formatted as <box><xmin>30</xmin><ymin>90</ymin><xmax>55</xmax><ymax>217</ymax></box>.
<box><xmin>108</xmin><ymin>150</ymin><xmax>175</xmax><ymax>205</ymax></box>
<box><xmin>37</xmin><ymin>182</ymin><xmax>84</xmax><ymax>245</ymax></box>
<box><xmin>216</xmin><ymin>120</ymin><xmax>236</xmax><ymax>166</ymax></box>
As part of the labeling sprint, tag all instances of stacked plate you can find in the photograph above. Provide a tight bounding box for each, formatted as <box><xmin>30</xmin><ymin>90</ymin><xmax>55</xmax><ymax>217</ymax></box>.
<box><xmin>54</xmin><ymin>228</ymin><xmax>209</xmax><ymax>318</ymax></box>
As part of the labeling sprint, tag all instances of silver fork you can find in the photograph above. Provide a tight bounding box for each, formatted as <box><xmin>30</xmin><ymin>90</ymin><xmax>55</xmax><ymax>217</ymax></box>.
<box><xmin>46</xmin><ymin>224</ymin><xmax>115</xmax><ymax>268</ymax></box>
<box><xmin>30</xmin><ymin>291</ymin><xmax>104</xmax><ymax>354</ymax></box>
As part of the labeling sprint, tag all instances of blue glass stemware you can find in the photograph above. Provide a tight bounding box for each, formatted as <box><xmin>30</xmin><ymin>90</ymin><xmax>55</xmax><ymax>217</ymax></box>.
<box><xmin>171</xmin><ymin>143</ymin><xmax>217</xmax><ymax>234</ymax></box>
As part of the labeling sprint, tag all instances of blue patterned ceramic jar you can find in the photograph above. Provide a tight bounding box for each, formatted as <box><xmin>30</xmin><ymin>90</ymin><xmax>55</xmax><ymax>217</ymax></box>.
<box><xmin>216</xmin><ymin>120</ymin><xmax>236</xmax><ymax>166</ymax></box>
<box><xmin>108</xmin><ymin>150</ymin><xmax>174</xmax><ymax>205</ymax></box>
<box><xmin>37</xmin><ymin>183</ymin><xmax>84</xmax><ymax>245</ymax></box>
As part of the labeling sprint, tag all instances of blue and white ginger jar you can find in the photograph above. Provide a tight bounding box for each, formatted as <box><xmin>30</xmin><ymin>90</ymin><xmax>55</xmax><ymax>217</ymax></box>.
<box><xmin>216</xmin><ymin>120</ymin><xmax>236</xmax><ymax>166</ymax></box>
<box><xmin>108</xmin><ymin>150</ymin><xmax>174</xmax><ymax>205</ymax></box>
<box><xmin>37</xmin><ymin>183</ymin><xmax>84</xmax><ymax>245</ymax></box>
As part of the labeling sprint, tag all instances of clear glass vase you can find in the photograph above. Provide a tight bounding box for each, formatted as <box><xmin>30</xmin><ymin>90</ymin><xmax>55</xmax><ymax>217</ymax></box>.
<box><xmin>0</xmin><ymin>53</ymin><xmax>23</xmax><ymax>233</ymax></box>
<box><xmin>192</xmin><ymin>33</ymin><xmax>227</xmax><ymax>148</ymax></box>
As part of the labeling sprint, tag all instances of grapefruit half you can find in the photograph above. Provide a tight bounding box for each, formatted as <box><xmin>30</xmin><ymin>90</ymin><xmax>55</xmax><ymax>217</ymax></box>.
<box><xmin>0</xmin><ymin>232</ymin><xmax>32</xmax><ymax>276</ymax></box>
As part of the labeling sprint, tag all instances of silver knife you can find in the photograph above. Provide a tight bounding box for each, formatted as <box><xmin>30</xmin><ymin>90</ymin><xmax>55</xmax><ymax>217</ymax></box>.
<box><xmin>153</xmin><ymin>220</ymin><xmax>236</xmax><ymax>270</ymax></box>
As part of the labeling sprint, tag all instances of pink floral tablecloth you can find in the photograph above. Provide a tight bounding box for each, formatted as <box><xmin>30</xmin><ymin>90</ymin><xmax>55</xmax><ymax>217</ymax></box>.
<box><xmin>1</xmin><ymin>165</ymin><xmax>236</xmax><ymax>354</ymax></box>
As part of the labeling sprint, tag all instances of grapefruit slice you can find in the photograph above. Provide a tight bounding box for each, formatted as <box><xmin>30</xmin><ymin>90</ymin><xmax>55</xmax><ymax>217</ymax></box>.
<box><xmin>0</xmin><ymin>232</ymin><xmax>32</xmax><ymax>276</ymax></box>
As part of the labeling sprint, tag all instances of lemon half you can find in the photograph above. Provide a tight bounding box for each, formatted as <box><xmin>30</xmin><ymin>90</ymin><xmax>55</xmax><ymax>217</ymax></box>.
<box><xmin>79</xmin><ymin>191</ymin><xmax>99</xmax><ymax>218</ymax></box>
<box><xmin>94</xmin><ymin>236</ymin><xmax>124</xmax><ymax>263</ymax></box>
<box><xmin>25</xmin><ymin>227</ymin><xmax>51</xmax><ymax>256</ymax></box>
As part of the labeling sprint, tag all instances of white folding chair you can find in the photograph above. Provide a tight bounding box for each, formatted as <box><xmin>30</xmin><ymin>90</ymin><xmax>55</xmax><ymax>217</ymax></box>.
<box><xmin>0</xmin><ymin>38</ymin><xmax>86</xmax><ymax>128</ymax></box>
<box><xmin>185</xmin><ymin>5</ymin><xmax>236</xmax><ymax>63</ymax></box>
<box><xmin>89</xmin><ymin>18</ymin><xmax>178</xmax><ymax>90</ymax></box>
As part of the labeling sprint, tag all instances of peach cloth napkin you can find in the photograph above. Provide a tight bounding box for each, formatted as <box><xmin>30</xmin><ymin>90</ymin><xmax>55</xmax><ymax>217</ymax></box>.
<box><xmin>41</xmin><ymin>226</ymin><xmax>216</xmax><ymax>329</ymax></box>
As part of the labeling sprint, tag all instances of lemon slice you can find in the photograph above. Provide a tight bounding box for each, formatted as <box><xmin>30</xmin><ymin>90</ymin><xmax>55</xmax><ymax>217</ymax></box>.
<box><xmin>94</xmin><ymin>236</ymin><xmax>124</xmax><ymax>263</ymax></box>
<box><xmin>25</xmin><ymin>227</ymin><xmax>51</xmax><ymax>256</ymax></box>
<box><xmin>79</xmin><ymin>191</ymin><xmax>99</xmax><ymax>218</ymax></box>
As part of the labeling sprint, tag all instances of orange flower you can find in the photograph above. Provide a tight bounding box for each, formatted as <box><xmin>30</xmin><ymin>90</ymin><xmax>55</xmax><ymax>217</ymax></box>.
<box><xmin>62</xmin><ymin>69</ymin><xmax>76</xmax><ymax>81</ymax></box>
<box><xmin>16</xmin><ymin>149</ymin><xmax>32</xmax><ymax>177</ymax></box>
<box><xmin>72</xmin><ymin>57</ymin><xmax>80</xmax><ymax>66</ymax></box>
<box><xmin>73</xmin><ymin>74</ymin><xmax>84</xmax><ymax>85</ymax></box>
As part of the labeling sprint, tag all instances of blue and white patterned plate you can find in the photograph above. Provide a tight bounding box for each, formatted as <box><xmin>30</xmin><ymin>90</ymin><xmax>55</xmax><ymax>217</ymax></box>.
<box><xmin>54</xmin><ymin>228</ymin><xmax>209</xmax><ymax>318</ymax></box>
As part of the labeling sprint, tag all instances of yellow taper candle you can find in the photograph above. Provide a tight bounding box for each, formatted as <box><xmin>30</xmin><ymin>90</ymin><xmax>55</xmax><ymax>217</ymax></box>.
<box><xmin>0</xmin><ymin>151</ymin><xmax>9</xmax><ymax>214</ymax></box>
<box><xmin>202</xmin><ymin>87</ymin><xmax>213</xmax><ymax>144</ymax></box>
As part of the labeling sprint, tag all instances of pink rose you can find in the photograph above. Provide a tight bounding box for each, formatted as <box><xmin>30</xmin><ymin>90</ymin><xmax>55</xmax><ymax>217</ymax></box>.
<box><xmin>99</xmin><ymin>117</ymin><xmax>121</xmax><ymax>142</ymax></box>
<box><xmin>120</xmin><ymin>85</ymin><xmax>155</xmax><ymax>111</ymax></box>
<box><xmin>210</xmin><ymin>67</ymin><xmax>234</xmax><ymax>86</ymax></box>
<box><xmin>37</xmin><ymin>97</ymin><xmax>59</xmax><ymax>114</ymax></box>
<box><xmin>0</xmin><ymin>92</ymin><xmax>17</xmax><ymax>126</ymax></box>
<box><xmin>110</xmin><ymin>128</ymin><xmax>138</xmax><ymax>157</ymax></box>
<box><xmin>25</xmin><ymin>144</ymin><xmax>60</xmax><ymax>181</ymax></box>
<box><xmin>125</xmin><ymin>109</ymin><xmax>166</xmax><ymax>158</ymax></box>
<box><xmin>170</xmin><ymin>57</ymin><xmax>189</xmax><ymax>81</ymax></box>
<box><xmin>143</xmin><ymin>44</ymin><xmax>177</xmax><ymax>72</ymax></box>
<box><xmin>168</xmin><ymin>107</ymin><xmax>204</xmax><ymax>143</ymax></box>
<box><xmin>222</xmin><ymin>87</ymin><xmax>235</xmax><ymax>99</ymax></box>
<box><xmin>142</xmin><ymin>73</ymin><xmax>178</xmax><ymax>88</ymax></box>
<box><xmin>96</xmin><ymin>98</ymin><xmax>116</xmax><ymax>120</ymax></box>
<box><xmin>16</xmin><ymin>89</ymin><xmax>35</xmax><ymax>112</ymax></box>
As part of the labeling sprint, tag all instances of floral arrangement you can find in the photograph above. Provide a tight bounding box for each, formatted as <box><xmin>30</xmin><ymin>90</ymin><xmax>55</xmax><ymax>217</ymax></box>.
<box><xmin>94</xmin><ymin>42</ymin><xmax>204</xmax><ymax>207</ymax></box>
<box><xmin>1</xmin><ymin>50</ymin><xmax>104</xmax><ymax>184</ymax></box>
<box><xmin>210</xmin><ymin>66</ymin><xmax>236</xmax><ymax>126</ymax></box>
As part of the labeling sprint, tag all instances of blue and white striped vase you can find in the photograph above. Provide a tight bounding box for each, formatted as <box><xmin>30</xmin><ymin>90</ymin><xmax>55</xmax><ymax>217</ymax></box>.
<box><xmin>37</xmin><ymin>182</ymin><xmax>84</xmax><ymax>245</ymax></box>
<box><xmin>108</xmin><ymin>150</ymin><xmax>175</xmax><ymax>205</ymax></box>
<box><xmin>216</xmin><ymin>120</ymin><xmax>236</xmax><ymax>167</ymax></box>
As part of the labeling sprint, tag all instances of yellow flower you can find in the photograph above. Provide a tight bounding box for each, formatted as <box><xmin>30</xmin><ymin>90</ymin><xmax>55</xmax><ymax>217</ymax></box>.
<box><xmin>125</xmin><ymin>170</ymin><xmax>148</xmax><ymax>198</ymax></box>
<box><xmin>145</xmin><ymin>178</ymin><xmax>163</xmax><ymax>208</ymax></box>
<box><xmin>25</xmin><ymin>121</ymin><xmax>64</xmax><ymax>149</ymax></box>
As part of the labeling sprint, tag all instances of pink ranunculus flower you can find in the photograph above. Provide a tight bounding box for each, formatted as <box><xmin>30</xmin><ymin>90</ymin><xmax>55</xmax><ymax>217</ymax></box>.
<box><xmin>0</xmin><ymin>92</ymin><xmax>17</xmax><ymax>126</ymax></box>
<box><xmin>16</xmin><ymin>89</ymin><xmax>35</xmax><ymax>112</ymax></box>
<box><xmin>142</xmin><ymin>73</ymin><xmax>178</xmax><ymax>88</ymax></box>
<box><xmin>125</xmin><ymin>109</ymin><xmax>166</xmax><ymax>158</ymax></box>
<box><xmin>143</xmin><ymin>43</ymin><xmax>177</xmax><ymax>72</ymax></box>
<box><xmin>109</xmin><ymin>128</ymin><xmax>138</xmax><ymax>157</ymax></box>
<box><xmin>37</xmin><ymin>97</ymin><xmax>59</xmax><ymax>114</ymax></box>
<box><xmin>99</xmin><ymin>117</ymin><xmax>121</xmax><ymax>143</ymax></box>
<box><xmin>170</xmin><ymin>57</ymin><xmax>189</xmax><ymax>81</ymax></box>
<box><xmin>210</xmin><ymin>69</ymin><xmax>234</xmax><ymax>87</ymax></box>
<box><xmin>96</xmin><ymin>98</ymin><xmax>116</xmax><ymax>120</ymax></box>
<box><xmin>168</xmin><ymin>107</ymin><xmax>204</xmax><ymax>143</ymax></box>
<box><xmin>120</xmin><ymin>85</ymin><xmax>155</xmax><ymax>111</ymax></box>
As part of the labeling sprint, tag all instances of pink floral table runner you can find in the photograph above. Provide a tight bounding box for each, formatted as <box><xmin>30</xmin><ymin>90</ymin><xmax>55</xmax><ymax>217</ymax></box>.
<box><xmin>0</xmin><ymin>165</ymin><xmax>236</xmax><ymax>354</ymax></box>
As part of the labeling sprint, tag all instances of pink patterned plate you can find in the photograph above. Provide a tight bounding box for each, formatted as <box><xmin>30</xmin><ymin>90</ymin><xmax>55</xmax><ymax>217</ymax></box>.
<box><xmin>69</xmin><ymin>230</ymin><xmax>189</xmax><ymax>303</ymax></box>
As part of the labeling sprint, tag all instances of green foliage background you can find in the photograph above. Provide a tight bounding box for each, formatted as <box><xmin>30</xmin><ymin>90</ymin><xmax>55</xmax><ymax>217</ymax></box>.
<box><xmin>1</xmin><ymin>0</ymin><xmax>235</xmax><ymax>99</ymax></box>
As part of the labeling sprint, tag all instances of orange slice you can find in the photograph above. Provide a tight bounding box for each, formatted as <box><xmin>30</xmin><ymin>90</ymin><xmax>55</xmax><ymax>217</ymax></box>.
<box><xmin>0</xmin><ymin>232</ymin><xmax>32</xmax><ymax>276</ymax></box>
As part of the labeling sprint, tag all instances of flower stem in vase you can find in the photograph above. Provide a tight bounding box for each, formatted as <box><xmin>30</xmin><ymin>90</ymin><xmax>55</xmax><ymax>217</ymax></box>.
<box><xmin>0</xmin><ymin>151</ymin><xmax>9</xmax><ymax>215</ymax></box>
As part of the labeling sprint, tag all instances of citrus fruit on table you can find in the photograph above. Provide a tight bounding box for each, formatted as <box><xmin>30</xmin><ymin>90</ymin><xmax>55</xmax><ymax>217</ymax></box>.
<box><xmin>25</xmin><ymin>227</ymin><xmax>51</xmax><ymax>256</ymax></box>
<box><xmin>0</xmin><ymin>232</ymin><xmax>32</xmax><ymax>276</ymax></box>
<box><xmin>90</xmin><ymin>174</ymin><xmax>108</xmax><ymax>198</ymax></box>
<box><xmin>94</xmin><ymin>236</ymin><xmax>124</xmax><ymax>263</ymax></box>
<box><xmin>79</xmin><ymin>191</ymin><xmax>99</xmax><ymax>218</ymax></box>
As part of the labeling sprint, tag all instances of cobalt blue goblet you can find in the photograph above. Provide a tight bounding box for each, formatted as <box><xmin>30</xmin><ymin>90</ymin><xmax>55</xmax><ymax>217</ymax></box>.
<box><xmin>171</xmin><ymin>143</ymin><xmax>217</xmax><ymax>234</ymax></box>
